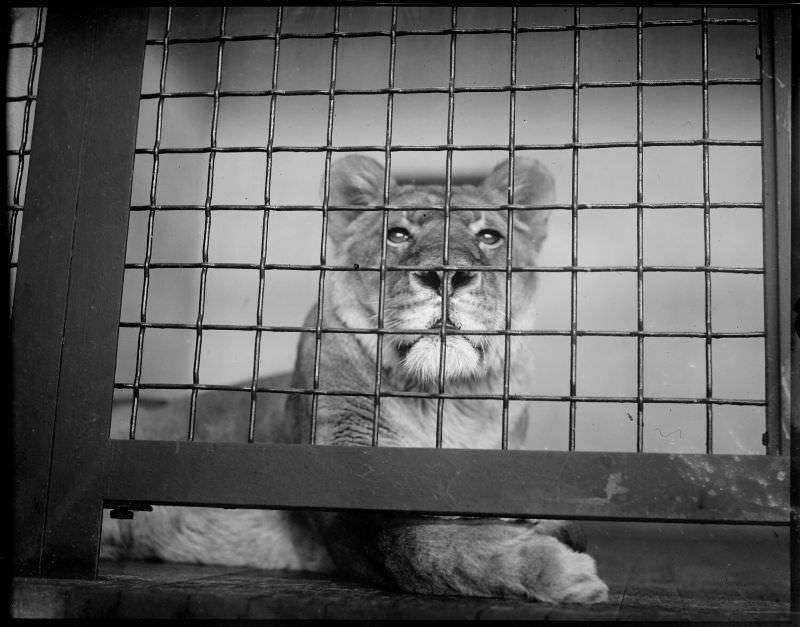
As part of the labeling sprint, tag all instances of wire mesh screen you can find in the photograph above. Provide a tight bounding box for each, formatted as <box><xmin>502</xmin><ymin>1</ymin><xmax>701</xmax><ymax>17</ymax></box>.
<box><xmin>112</xmin><ymin>6</ymin><xmax>769</xmax><ymax>456</ymax></box>
<box><xmin>7</xmin><ymin>8</ymin><xmax>46</xmax><ymax>311</ymax></box>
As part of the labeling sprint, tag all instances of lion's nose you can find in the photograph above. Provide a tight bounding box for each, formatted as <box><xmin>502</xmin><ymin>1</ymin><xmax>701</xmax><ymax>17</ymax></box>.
<box><xmin>410</xmin><ymin>270</ymin><xmax>479</xmax><ymax>296</ymax></box>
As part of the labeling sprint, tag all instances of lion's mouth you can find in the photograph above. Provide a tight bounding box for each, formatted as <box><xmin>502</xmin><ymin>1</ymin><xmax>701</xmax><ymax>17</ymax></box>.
<box><xmin>393</xmin><ymin>318</ymin><xmax>485</xmax><ymax>361</ymax></box>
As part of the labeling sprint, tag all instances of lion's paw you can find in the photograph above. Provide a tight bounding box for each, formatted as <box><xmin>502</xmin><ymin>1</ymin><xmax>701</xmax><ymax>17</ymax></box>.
<box><xmin>512</xmin><ymin>536</ymin><xmax>609</xmax><ymax>604</ymax></box>
<box><xmin>548</xmin><ymin>553</ymin><xmax>609</xmax><ymax>604</ymax></box>
<box><xmin>539</xmin><ymin>548</ymin><xmax>609</xmax><ymax>604</ymax></box>
<box><xmin>559</xmin><ymin>577</ymin><xmax>609</xmax><ymax>604</ymax></box>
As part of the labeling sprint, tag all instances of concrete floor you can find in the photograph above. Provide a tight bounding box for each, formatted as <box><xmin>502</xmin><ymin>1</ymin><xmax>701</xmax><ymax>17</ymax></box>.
<box><xmin>11</xmin><ymin>521</ymin><xmax>793</xmax><ymax>621</ymax></box>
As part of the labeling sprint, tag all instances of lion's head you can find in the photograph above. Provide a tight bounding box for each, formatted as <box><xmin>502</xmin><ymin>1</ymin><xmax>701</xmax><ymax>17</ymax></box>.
<box><xmin>324</xmin><ymin>154</ymin><xmax>554</xmax><ymax>389</ymax></box>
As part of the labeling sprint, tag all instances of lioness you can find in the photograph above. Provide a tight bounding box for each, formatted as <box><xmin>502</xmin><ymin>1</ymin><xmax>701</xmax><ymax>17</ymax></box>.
<box><xmin>103</xmin><ymin>155</ymin><xmax>609</xmax><ymax>604</ymax></box>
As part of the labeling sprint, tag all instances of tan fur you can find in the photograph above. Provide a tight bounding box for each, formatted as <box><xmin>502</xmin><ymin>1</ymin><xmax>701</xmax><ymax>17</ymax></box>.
<box><xmin>103</xmin><ymin>155</ymin><xmax>608</xmax><ymax>604</ymax></box>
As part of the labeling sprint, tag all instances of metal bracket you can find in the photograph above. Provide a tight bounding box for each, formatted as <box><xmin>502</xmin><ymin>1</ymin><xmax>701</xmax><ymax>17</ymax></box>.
<box><xmin>105</xmin><ymin>500</ymin><xmax>153</xmax><ymax>520</ymax></box>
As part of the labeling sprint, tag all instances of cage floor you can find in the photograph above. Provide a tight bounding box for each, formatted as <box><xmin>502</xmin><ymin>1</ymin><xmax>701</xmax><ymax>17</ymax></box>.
<box><xmin>12</xmin><ymin>522</ymin><xmax>791</xmax><ymax>621</ymax></box>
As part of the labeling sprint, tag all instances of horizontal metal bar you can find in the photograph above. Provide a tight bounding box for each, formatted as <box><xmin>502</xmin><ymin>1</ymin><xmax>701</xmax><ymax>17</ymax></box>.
<box><xmin>126</xmin><ymin>202</ymin><xmax>764</xmax><ymax>213</ymax></box>
<box><xmin>112</xmin><ymin>381</ymin><xmax>765</xmax><ymax>407</ymax></box>
<box><xmin>116</xmin><ymin>320</ymin><xmax>766</xmax><ymax>339</ymax></box>
<box><xmin>123</xmin><ymin>261</ymin><xmax>764</xmax><ymax>274</ymax></box>
<box><xmin>105</xmin><ymin>441</ymin><xmax>787</xmax><ymax>524</ymax></box>
<box><xmin>143</xmin><ymin>17</ymin><xmax>759</xmax><ymax>46</ymax></box>
<box><xmin>135</xmin><ymin>138</ymin><xmax>762</xmax><ymax>155</ymax></box>
<box><xmin>5</xmin><ymin>96</ymin><xmax>37</xmax><ymax>105</ymax></box>
<box><xmin>6</xmin><ymin>43</ymin><xmax>44</xmax><ymax>51</ymax></box>
<box><xmin>127</xmin><ymin>202</ymin><xmax>764</xmax><ymax>212</ymax></box>
<box><xmin>138</xmin><ymin>77</ymin><xmax>761</xmax><ymax>100</ymax></box>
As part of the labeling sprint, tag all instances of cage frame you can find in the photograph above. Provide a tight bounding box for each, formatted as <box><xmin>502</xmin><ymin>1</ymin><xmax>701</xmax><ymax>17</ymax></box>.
<box><xmin>8</xmin><ymin>8</ymin><xmax>796</xmax><ymax>611</ymax></box>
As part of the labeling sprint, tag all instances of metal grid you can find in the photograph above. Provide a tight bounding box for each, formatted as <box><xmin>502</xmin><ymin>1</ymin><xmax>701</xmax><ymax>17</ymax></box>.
<box><xmin>114</xmin><ymin>7</ymin><xmax>771</xmax><ymax>456</ymax></box>
<box><xmin>6</xmin><ymin>8</ymin><xmax>46</xmax><ymax>309</ymax></box>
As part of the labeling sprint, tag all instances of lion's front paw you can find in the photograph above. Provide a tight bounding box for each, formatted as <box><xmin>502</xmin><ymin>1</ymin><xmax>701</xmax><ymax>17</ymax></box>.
<box><xmin>547</xmin><ymin>551</ymin><xmax>609</xmax><ymax>604</ymax></box>
<box><xmin>513</xmin><ymin>535</ymin><xmax>609</xmax><ymax>604</ymax></box>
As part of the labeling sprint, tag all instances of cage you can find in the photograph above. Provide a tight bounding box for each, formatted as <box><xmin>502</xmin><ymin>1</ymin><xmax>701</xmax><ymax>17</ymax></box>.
<box><xmin>9</xmin><ymin>5</ymin><xmax>798</xmax><ymax>620</ymax></box>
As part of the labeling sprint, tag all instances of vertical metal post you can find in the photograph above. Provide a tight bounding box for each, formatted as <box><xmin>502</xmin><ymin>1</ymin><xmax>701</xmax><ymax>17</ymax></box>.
<box><xmin>129</xmin><ymin>8</ymin><xmax>172</xmax><ymax>440</ymax></box>
<box><xmin>372</xmin><ymin>6</ymin><xmax>399</xmax><ymax>447</ymax></box>
<box><xmin>12</xmin><ymin>9</ymin><xmax>93</xmax><ymax>577</ymax></box>
<box><xmin>435</xmin><ymin>6</ymin><xmax>459</xmax><ymax>448</ymax></box>
<box><xmin>501</xmin><ymin>7</ymin><xmax>519</xmax><ymax>450</ymax></box>
<box><xmin>12</xmin><ymin>8</ymin><xmax>148</xmax><ymax>578</ymax></box>
<box><xmin>701</xmin><ymin>9</ymin><xmax>715</xmax><ymax>454</ymax></box>
<box><xmin>2</xmin><ymin>6</ymin><xmax>13</xmax><ymax>585</ymax></box>
<box><xmin>310</xmin><ymin>7</ymin><xmax>339</xmax><ymax>444</ymax></box>
<box><xmin>760</xmin><ymin>9</ymin><xmax>791</xmax><ymax>457</ymax></box>
<box><xmin>635</xmin><ymin>7</ymin><xmax>645</xmax><ymax>452</ymax></box>
<box><xmin>789</xmin><ymin>7</ymin><xmax>799</xmax><ymax>618</ymax></box>
<box><xmin>249</xmin><ymin>7</ymin><xmax>282</xmax><ymax>443</ymax></box>
<box><xmin>568</xmin><ymin>7</ymin><xmax>581</xmax><ymax>451</ymax></box>
<box><xmin>187</xmin><ymin>9</ymin><xmax>228</xmax><ymax>441</ymax></box>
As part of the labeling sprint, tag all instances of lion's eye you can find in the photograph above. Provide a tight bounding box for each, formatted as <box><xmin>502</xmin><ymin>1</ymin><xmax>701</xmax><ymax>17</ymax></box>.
<box><xmin>387</xmin><ymin>227</ymin><xmax>411</xmax><ymax>244</ymax></box>
<box><xmin>477</xmin><ymin>229</ymin><xmax>503</xmax><ymax>246</ymax></box>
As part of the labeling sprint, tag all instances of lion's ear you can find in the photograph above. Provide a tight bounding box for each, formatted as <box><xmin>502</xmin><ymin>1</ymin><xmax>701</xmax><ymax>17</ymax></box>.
<box><xmin>481</xmin><ymin>157</ymin><xmax>555</xmax><ymax>206</ymax></box>
<box><xmin>328</xmin><ymin>154</ymin><xmax>388</xmax><ymax>207</ymax></box>
<box><xmin>481</xmin><ymin>157</ymin><xmax>554</xmax><ymax>251</ymax></box>
<box><xmin>326</xmin><ymin>155</ymin><xmax>390</xmax><ymax>242</ymax></box>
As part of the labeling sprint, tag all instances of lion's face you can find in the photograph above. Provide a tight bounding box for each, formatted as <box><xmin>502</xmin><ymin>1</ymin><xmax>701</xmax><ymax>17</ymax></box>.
<box><xmin>380</xmin><ymin>204</ymin><xmax>513</xmax><ymax>384</ymax></box>
<box><xmin>326</xmin><ymin>155</ymin><xmax>554</xmax><ymax>387</ymax></box>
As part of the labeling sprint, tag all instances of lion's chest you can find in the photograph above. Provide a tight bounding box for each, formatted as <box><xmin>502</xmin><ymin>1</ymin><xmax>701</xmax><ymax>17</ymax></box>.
<box><xmin>377</xmin><ymin>396</ymin><xmax>521</xmax><ymax>449</ymax></box>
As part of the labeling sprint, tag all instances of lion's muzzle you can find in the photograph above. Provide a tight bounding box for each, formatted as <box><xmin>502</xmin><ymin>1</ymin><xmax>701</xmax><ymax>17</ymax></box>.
<box><xmin>409</xmin><ymin>269</ymin><xmax>480</xmax><ymax>296</ymax></box>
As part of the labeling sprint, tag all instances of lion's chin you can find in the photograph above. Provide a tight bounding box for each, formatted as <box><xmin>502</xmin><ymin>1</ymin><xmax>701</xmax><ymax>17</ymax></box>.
<box><xmin>399</xmin><ymin>336</ymin><xmax>483</xmax><ymax>383</ymax></box>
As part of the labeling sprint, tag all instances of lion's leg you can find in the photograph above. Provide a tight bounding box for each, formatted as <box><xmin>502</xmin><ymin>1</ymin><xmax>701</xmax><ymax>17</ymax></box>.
<box><xmin>101</xmin><ymin>506</ymin><xmax>334</xmax><ymax>572</ymax></box>
<box><xmin>318</xmin><ymin>514</ymin><xmax>608</xmax><ymax>604</ymax></box>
